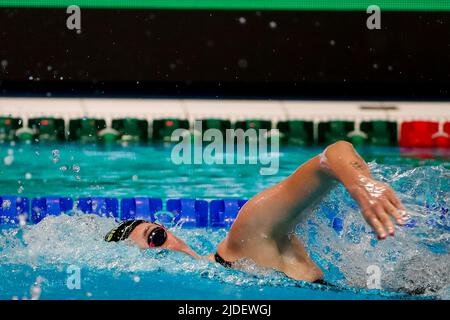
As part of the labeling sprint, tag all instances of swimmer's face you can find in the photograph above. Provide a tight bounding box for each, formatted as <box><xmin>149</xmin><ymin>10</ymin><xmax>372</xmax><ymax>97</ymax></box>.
<box><xmin>128</xmin><ymin>222</ymin><xmax>200</xmax><ymax>259</ymax></box>
<box><xmin>128</xmin><ymin>222</ymin><xmax>168</xmax><ymax>250</ymax></box>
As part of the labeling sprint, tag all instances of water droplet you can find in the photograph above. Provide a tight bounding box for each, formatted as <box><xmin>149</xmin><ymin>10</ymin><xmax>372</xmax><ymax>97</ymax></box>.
<box><xmin>238</xmin><ymin>17</ymin><xmax>246</xmax><ymax>24</ymax></box>
<box><xmin>238</xmin><ymin>59</ymin><xmax>248</xmax><ymax>69</ymax></box>
<box><xmin>30</xmin><ymin>277</ymin><xmax>43</xmax><ymax>300</ymax></box>
<box><xmin>269</xmin><ymin>21</ymin><xmax>277</xmax><ymax>29</ymax></box>
<box><xmin>2</xmin><ymin>200</ymin><xmax>11</xmax><ymax>209</ymax></box>
<box><xmin>1</xmin><ymin>59</ymin><xmax>8</xmax><ymax>69</ymax></box>
<box><xmin>330</xmin><ymin>40</ymin><xmax>336</xmax><ymax>46</ymax></box>
<box><xmin>4</xmin><ymin>155</ymin><xmax>14</xmax><ymax>166</ymax></box>
<box><xmin>52</xmin><ymin>150</ymin><xmax>60</xmax><ymax>163</ymax></box>
<box><xmin>19</xmin><ymin>214</ymin><xmax>28</xmax><ymax>227</ymax></box>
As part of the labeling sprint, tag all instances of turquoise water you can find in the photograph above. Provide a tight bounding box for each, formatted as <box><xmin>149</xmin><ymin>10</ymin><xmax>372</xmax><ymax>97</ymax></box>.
<box><xmin>0</xmin><ymin>142</ymin><xmax>449</xmax><ymax>300</ymax></box>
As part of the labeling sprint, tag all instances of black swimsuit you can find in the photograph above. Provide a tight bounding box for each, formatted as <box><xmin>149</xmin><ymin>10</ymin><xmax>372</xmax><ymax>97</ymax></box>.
<box><xmin>214</xmin><ymin>252</ymin><xmax>234</xmax><ymax>268</ymax></box>
<box><xmin>214</xmin><ymin>252</ymin><xmax>334</xmax><ymax>287</ymax></box>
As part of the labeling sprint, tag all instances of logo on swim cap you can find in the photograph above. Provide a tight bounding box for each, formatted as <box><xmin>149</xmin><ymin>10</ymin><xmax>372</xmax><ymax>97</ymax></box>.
<box><xmin>104</xmin><ymin>220</ymin><xmax>146</xmax><ymax>242</ymax></box>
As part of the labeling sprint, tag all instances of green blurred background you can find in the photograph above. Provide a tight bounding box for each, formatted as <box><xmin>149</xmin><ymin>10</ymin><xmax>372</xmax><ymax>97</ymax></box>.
<box><xmin>1</xmin><ymin>0</ymin><xmax>450</xmax><ymax>11</ymax></box>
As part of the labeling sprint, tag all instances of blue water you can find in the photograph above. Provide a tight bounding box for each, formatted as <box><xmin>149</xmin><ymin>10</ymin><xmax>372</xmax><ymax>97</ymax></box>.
<box><xmin>0</xmin><ymin>142</ymin><xmax>449</xmax><ymax>300</ymax></box>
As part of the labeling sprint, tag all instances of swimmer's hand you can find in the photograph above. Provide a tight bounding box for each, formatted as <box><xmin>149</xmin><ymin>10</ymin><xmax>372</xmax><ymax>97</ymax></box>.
<box><xmin>347</xmin><ymin>177</ymin><xmax>407</xmax><ymax>240</ymax></box>
<box><xmin>320</xmin><ymin>141</ymin><xmax>407</xmax><ymax>240</ymax></box>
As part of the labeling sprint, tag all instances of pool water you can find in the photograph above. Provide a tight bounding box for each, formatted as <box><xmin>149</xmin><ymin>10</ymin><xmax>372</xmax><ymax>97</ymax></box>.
<box><xmin>0</xmin><ymin>142</ymin><xmax>449</xmax><ymax>300</ymax></box>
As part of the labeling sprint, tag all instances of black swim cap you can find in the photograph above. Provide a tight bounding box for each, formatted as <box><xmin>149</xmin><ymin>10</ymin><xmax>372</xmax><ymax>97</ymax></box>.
<box><xmin>104</xmin><ymin>220</ymin><xmax>146</xmax><ymax>242</ymax></box>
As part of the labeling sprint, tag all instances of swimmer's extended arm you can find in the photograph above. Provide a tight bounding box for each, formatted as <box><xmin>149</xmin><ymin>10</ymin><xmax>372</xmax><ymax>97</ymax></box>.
<box><xmin>224</xmin><ymin>141</ymin><xmax>407</xmax><ymax>261</ymax></box>
<box><xmin>319</xmin><ymin>141</ymin><xmax>407</xmax><ymax>239</ymax></box>
<box><xmin>217</xmin><ymin>141</ymin><xmax>409</xmax><ymax>280</ymax></box>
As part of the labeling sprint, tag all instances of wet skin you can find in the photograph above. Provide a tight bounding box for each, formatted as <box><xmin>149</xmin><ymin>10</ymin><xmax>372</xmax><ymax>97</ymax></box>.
<box><xmin>129</xmin><ymin>141</ymin><xmax>407</xmax><ymax>282</ymax></box>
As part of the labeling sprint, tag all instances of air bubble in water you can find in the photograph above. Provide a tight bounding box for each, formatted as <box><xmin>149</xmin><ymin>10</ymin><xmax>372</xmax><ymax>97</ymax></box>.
<box><xmin>72</xmin><ymin>165</ymin><xmax>80</xmax><ymax>173</ymax></box>
<box><xmin>59</xmin><ymin>165</ymin><xmax>68</xmax><ymax>171</ymax></box>
<box><xmin>238</xmin><ymin>17</ymin><xmax>246</xmax><ymax>24</ymax></box>
<box><xmin>269</xmin><ymin>21</ymin><xmax>277</xmax><ymax>29</ymax></box>
<box><xmin>133</xmin><ymin>275</ymin><xmax>141</xmax><ymax>283</ymax></box>
<box><xmin>25</xmin><ymin>172</ymin><xmax>32</xmax><ymax>180</ymax></box>
<box><xmin>18</xmin><ymin>186</ymin><xmax>24</xmax><ymax>194</ymax></box>
<box><xmin>132</xmin><ymin>175</ymin><xmax>139</xmax><ymax>181</ymax></box>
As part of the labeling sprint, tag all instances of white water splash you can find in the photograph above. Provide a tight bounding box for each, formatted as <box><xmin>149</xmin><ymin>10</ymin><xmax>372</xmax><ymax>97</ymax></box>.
<box><xmin>0</xmin><ymin>164</ymin><xmax>448</xmax><ymax>298</ymax></box>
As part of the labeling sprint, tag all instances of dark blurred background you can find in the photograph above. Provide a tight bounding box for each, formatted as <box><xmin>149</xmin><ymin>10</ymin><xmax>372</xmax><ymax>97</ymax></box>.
<box><xmin>0</xmin><ymin>6</ymin><xmax>449</xmax><ymax>100</ymax></box>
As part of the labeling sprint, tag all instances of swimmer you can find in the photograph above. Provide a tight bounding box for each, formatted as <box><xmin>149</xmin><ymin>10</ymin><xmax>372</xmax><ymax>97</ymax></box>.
<box><xmin>105</xmin><ymin>141</ymin><xmax>407</xmax><ymax>284</ymax></box>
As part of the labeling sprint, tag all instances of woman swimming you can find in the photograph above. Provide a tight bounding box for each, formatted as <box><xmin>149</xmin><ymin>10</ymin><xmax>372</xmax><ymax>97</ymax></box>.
<box><xmin>105</xmin><ymin>141</ymin><xmax>407</xmax><ymax>283</ymax></box>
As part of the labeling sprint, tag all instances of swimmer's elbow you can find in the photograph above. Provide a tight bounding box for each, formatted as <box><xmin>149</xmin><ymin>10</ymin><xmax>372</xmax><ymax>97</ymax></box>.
<box><xmin>329</xmin><ymin>140</ymin><xmax>353</xmax><ymax>151</ymax></box>
<box><xmin>320</xmin><ymin>140</ymin><xmax>353</xmax><ymax>162</ymax></box>
<box><xmin>318</xmin><ymin>140</ymin><xmax>355</xmax><ymax>175</ymax></box>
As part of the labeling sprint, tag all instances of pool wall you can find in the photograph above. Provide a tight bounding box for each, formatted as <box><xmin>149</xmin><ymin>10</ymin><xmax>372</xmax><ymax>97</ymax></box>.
<box><xmin>1</xmin><ymin>98</ymin><xmax>449</xmax><ymax>148</ymax></box>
